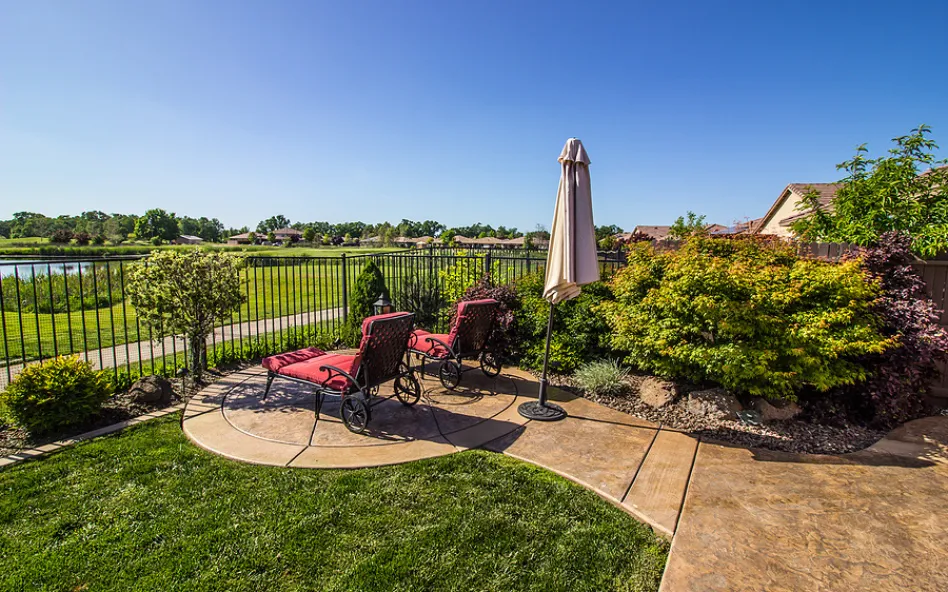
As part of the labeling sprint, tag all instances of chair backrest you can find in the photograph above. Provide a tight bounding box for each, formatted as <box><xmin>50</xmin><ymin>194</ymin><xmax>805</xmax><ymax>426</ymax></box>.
<box><xmin>448</xmin><ymin>299</ymin><xmax>498</xmax><ymax>356</ymax></box>
<box><xmin>356</xmin><ymin>312</ymin><xmax>415</xmax><ymax>388</ymax></box>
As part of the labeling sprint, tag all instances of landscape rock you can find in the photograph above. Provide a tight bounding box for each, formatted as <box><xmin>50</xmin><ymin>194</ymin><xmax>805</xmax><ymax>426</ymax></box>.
<box><xmin>638</xmin><ymin>376</ymin><xmax>679</xmax><ymax>409</ymax></box>
<box><xmin>128</xmin><ymin>376</ymin><xmax>174</xmax><ymax>406</ymax></box>
<box><xmin>752</xmin><ymin>397</ymin><xmax>802</xmax><ymax>422</ymax></box>
<box><xmin>684</xmin><ymin>388</ymin><xmax>742</xmax><ymax>419</ymax></box>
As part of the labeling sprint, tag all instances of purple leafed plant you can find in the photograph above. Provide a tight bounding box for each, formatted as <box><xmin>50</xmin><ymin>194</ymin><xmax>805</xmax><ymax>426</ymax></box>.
<box><xmin>455</xmin><ymin>277</ymin><xmax>519</xmax><ymax>361</ymax></box>
<box><xmin>841</xmin><ymin>232</ymin><xmax>948</xmax><ymax>427</ymax></box>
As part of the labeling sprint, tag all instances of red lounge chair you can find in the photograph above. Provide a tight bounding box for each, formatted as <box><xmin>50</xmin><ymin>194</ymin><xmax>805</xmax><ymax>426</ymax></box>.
<box><xmin>261</xmin><ymin>312</ymin><xmax>420</xmax><ymax>434</ymax></box>
<box><xmin>408</xmin><ymin>298</ymin><xmax>501</xmax><ymax>389</ymax></box>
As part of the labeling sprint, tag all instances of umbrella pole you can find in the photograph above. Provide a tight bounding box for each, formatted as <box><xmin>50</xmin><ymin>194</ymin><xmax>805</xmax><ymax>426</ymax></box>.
<box><xmin>518</xmin><ymin>301</ymin><xmax>567</xmax><ymax>421</ymax></box>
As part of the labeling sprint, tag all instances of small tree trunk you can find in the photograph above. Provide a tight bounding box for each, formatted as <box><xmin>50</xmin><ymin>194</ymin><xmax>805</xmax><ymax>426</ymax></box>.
<box><xmin>189</xmin><ymin>334</ymin><xmax>207</xmax><ymax>383</ymax></box>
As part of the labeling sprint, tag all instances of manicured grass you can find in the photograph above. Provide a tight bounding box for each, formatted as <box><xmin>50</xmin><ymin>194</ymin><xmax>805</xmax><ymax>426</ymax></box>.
<box><xmin>0</xmin><ymin>416</ymin><xmax>668</xmax><ymax>591</ymax></box>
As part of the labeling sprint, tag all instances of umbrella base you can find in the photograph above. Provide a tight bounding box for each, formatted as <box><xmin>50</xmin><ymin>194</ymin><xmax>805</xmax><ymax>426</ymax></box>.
<box><xmin>518</xmin><ymin>401</ymin><xmax>567</xmax><ymax>421</ymax></box>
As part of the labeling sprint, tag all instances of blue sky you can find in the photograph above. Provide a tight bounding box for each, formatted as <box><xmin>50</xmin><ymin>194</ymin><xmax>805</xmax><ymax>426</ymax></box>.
<box><xmin>2</xmin><ymin>0</ymin><xmax>946</xmax><ymax>232</ymax></box>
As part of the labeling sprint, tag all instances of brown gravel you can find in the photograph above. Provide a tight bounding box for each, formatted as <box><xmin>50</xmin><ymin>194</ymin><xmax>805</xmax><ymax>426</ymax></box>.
<box><xmin>549</xmin><ymin>372</ymin><xmax>888</xmax><ymax>455</ymax></box>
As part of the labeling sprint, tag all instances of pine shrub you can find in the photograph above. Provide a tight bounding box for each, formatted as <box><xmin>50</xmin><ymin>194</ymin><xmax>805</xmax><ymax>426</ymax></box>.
<box><xmin>0</xmin><ymin>356</ymin><xmax>112</xmax><ymax>435</ymax></box>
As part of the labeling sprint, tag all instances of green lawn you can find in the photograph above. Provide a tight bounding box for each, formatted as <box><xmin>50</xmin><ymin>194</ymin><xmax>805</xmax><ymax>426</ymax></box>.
<box><xmin>0</xmin><ymin>416</ymin><xmax>668</xmax><ymax>591</ymax></box>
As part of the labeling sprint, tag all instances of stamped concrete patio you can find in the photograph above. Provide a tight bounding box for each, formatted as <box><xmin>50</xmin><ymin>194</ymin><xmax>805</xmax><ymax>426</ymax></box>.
<box><xmin>183</xmin><ymin>360</ymin><xmax>948</xmax><ymax>591</ymax></box>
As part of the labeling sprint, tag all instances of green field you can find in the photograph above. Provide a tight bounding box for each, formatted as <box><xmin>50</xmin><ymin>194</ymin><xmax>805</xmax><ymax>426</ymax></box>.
<box><xmin>0</xmin><ymin>415</ymin><xmax>668</xmax><ymax>591</ymax></box>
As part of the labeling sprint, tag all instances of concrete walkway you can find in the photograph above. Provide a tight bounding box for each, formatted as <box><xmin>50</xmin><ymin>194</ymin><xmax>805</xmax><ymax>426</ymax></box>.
<box><xmin>183</xmin><ymin>362</ymin><xmax>948</xmax><ymax>591</ymax></box>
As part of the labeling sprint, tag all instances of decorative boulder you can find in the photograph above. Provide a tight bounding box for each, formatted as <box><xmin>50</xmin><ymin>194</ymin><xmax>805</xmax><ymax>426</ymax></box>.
<box><xmin>638</xmin><ymin>376</ymin><xmax>678</xmax><ymax>409</ymax></box>
<box><xmin>751</xmin><ymin>397</ymin><xmax>802</xmax><ymax>422</ymax></box>
<box><xmin>685</xmin><ymin>388</ymin><xmax>742</xmax><ymax>419</ymax></box>
<box><xmin>128</xmin><ymin>376</ymin><xmax>174</xmax><ymax>406</ymax></box>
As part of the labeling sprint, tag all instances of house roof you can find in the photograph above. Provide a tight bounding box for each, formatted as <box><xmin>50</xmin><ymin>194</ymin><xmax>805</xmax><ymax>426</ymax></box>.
<box><xmin>179</xmin><ymin>235</ymin><xmax>203</xmax><ymax>241</ymax></box>
<box><xmin>632</xmin><ymin>225</ymin><xmax>672</xmax><ymax>240</ymax></box>
<box><xmin>272</xmin><ymin>228</ymin><xmax>302</xmax><ymax>235</ymax></box>
<box><xmin>752</xmin><ymin>183</ymin><xmax>844</xmax><ymax>233</ymax></box>
<box><xmin>229</xmin><ymin>232</ymin><xmax>253</xmax><ymax>239</ymax></box>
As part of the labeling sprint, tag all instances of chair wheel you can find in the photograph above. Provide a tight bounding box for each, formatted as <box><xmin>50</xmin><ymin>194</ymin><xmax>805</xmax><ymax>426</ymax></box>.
<box><xmin>438</xmin><ymin>360</ymin><xmax>461</xmax><ymax>390</ymax></box>
<box><xmin>395</xmin><ymin>373</ymin><xmax>421</xmax><ymax>406</ymax></box>
<box><xmin>479</xmin><ymin>352</ymin><xmax>502</xmax><ymax>377</ymax></box>
<box><xmin>341</xmin><ymin>392</ymin><xmax>370</xmax><ymax>434</ymax></box>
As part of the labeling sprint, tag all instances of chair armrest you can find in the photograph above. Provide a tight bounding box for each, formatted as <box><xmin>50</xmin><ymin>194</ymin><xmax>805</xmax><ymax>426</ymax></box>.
<box><xmin>318</xmin><ymin>364</ymin><xmax>360</xmax><ymax>388</ymax></box>
<box><xmin>423</xmin><ymin>335</ymin><xmax>457</xmax><ymax>358</ymax></box>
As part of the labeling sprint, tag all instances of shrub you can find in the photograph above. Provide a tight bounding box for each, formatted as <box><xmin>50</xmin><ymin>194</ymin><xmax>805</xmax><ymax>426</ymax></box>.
<box><xmin>0</xmin><ymin>356</ymin><xmax>112</xmax><ymax>435</ymax></box>
<box><xmin>806</xmin><ymin>232</ymin><xmax>948</xmax><ymax>427</ymax></box>
<box><xmin>91</xmin><ymin>234</ymin><xmax>106</xmax><ymax>246</ymax></box>
<box><xmin>49</xmin><ymin>229</ymin><xmax>73</xmax><ymax>244</ymax></box>
<box><xmin>454</xmin><ymin>278</ymin><xmax>519</xmax><ymax>361</ymax></box>
<box><xmin>73</xmin><ymin>232</ymin><xmax>91</xmax><ymax>246</ymax></box>
<box><xmin>514</xmin><ymin>273</ymin><xmax>614</xmax><ymax>374</ymax></box>
<box><xmin>395</xmin><ymin>274</ymin><xmax>445</xmax><ymax>330</ymax></box>
<box><xmin>573</xmin><ymin>359</ymin><xmax>631</xmax><ymax>397</ymax></box>
<box><xmin>344</xmin><ymin>260</ymin><xmax>388</xmax><ymax>344</ymax></box>
<box><xmin>600</xmin><ymin>237</ymin><xmax>894</xmax><ymax>402</ymax></box>
<box><xmin>127</xmin><ymin>251</ymin><xmax>245</xmax><ymax>381</ymax></box>
<box><xmin>439</xmin><ymin>255</ymin><xmax>501</xmax><ymax>304</ymax></box>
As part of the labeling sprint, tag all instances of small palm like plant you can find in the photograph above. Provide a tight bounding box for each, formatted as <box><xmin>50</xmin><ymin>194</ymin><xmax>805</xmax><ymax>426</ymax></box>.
<box><xmin>573</xmin><ymin>359</ymin><xmax>631</xmax><ymax>397</ymax></box>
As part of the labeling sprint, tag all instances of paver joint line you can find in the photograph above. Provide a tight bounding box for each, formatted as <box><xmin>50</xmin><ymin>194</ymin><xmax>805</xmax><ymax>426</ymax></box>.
<box><xmin>620</xmin><ymin>424</ymin><xmax>662</xmax><ymax>504</ymax></box>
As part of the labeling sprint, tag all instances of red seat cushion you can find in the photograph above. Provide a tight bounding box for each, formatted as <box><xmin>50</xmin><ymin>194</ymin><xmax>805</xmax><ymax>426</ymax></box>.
<box><xmin>278</xmin><ymin>353</ymin><xmax>359</xmax><ymax>391</ymax></box>
<box><xmin>262</xmin><ymin>347</ymin><xmax>326</xmax><ymax>373</ymax></box>
<box><xmin>409</xmin><ymin>329</ymin><xmax>454</xmax><ymax>358</ymax></box>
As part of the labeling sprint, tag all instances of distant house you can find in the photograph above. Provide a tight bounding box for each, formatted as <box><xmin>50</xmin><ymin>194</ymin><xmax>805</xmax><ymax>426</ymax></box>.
<box><xmin>271</xmin><ymin>228</ymin><xmax>303</xmax><ymax>243</ymax></box>
<box><xmin>751</xmin><ymin>183</ymin><xmax>843</xmax><ymax>237</ymax></box>
<box><xmin>228</xmin><ymin>233</ymin><xmax>254</xmax><ymax>245</ymax></box>
<box><xmin>630</xmin><ymin>225</ymin><xmax>672</xmax><ymax>241</ymax></box>
<box><xmin>176</xmin><ymin>235</ymin><xmax>204</xmax><ymax>245</ymax></box>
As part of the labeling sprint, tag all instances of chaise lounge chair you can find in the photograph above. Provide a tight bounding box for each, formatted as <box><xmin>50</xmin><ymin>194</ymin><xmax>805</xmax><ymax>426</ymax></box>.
<box><xmin>261</xmin><ymin>312</ymin><xmax>420</xmax><ymax>434</ymax></box>
<box><xmin>408</xmin><ymin>298</ymin><xmax>501</xmax><ymax>390</ymax></box>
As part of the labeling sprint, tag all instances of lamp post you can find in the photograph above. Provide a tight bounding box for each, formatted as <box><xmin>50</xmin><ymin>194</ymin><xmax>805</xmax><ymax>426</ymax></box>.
<box><xmin>373</xmin><ymin>293</ymin><xmax>394</xmax><ymax>315</ymax></box>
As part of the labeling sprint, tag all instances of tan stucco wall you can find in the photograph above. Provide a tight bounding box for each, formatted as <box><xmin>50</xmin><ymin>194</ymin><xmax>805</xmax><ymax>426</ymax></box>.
<box><xmin>758</xmin><ymin>190</ymin><xmax>802</xmax><ymax>237</ymax></box>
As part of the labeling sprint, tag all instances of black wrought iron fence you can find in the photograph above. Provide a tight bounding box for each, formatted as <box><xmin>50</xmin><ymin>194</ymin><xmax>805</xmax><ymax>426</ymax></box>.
<box><xmin>0</xmin><ymin>249</ymin><xmax>624</xmax><ymax>390</ymax></box>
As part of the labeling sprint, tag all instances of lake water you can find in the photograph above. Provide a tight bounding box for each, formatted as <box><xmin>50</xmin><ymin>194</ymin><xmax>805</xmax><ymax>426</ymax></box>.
<box><xmin>0</xmin><ymin>259</ymin><xmax>98</xmax><ymax>279</ymax></box>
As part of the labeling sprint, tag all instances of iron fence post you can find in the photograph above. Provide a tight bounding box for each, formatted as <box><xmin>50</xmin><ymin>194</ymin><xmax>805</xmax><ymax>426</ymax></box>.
<box><xmin>341</xmin><ymin>253</ymin><xmax>348</xmax><ymax>322</ymax></box>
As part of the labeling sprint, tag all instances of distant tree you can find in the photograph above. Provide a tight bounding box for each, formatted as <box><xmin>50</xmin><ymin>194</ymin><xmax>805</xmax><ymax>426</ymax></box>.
<box><xmin>50</xmin><ymin>228</ymin><xmax>74</xmax><ymax>244</ymax></box>
<box><xmin>302</xmin><ymin>227</ymin><xmax>316</xmax><ymax>243</ymax></box>
<box><xmin>266</xmin><ymin>231</ymin><xmax>277</xmax><ymax>244</ymax></box>
<box><xmin>668</xmin><ymin>211</ymin><xmax>708</xmax><ymax>239</ymax></box>
<box><xmin>598</xmin><ymin>235</ymin><xmax>618</xmax><ymax>250</ymax></box>
<box><xmin>246</xmin><ymin>231</ymin><xmax>257</xmax><ymax>244</ymax></box>
<box><xmin>440</xmin><ymin>229</ymin><xmax>456</xmax><ymax>245</ymax></box>
<box><xmin>92</xmin><ymin>234</ymin><xmax>106</xmax><ymax>246</ymax></box>
<box><xmin>73</xmin><ymin>232</ymin><xmax>91</xmax><ymax>246</ymax></box>
<box><xmin>256</xmin><ymin>215</ymin><xmax>291</xmax><ymax>234</ymax></box>
<box><xmin>105</xmin><ymin>214</ymin><xmax>137</xmax><ymax>241</ymax></box>
<box><xmin>595</xmin><ymin>224</ymin><xmax>623</xmax><ymax>241</ymax></box>
<box><xmin>10</xmin><ymin>212</ymin><xmax>52</xmax><ymax>238</ymax></box>
<box><xmin>793</xmin><ymin>125</ymin><xmax>948</xmax><ymax>257</ymax></box>
<box><xmin>135</xmin><ymin>209</ymin><xmax>179</xmax><ymax>242</ymax></box>
<box><xmin>127</xmin><ymin>251</ymin><xmax>245</xmax><ymax>381</ymax></box>
<box><xmin>321</xmin><ymin>233</ymin><xmax>332</xmax><ymax>246</ymax></box>
<box><xmin>0</xmin><ymin>220</ymin><xmax>10</xmax><ymax>238</ymax></box>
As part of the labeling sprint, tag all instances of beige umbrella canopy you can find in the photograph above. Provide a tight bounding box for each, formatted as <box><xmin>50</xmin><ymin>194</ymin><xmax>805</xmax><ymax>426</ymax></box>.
<box><xmin>544</xmin><ymin>139</ymin><xmax>600</xmax><ymax>303</ymax></box>
<box><xmin>519</xmin><ymin>138</ymin><xmax>599</xmax><ymax>421</ymax></box>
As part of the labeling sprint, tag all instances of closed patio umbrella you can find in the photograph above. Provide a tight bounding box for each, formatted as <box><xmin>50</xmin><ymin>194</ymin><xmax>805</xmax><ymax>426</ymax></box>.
<box><xmin>518</xmin><ymin>138</ymin><xmax>599</xmax><ymax>421</ymax></box>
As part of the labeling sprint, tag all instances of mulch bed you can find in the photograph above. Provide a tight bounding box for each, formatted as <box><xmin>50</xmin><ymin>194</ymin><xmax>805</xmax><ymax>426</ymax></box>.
<box><xmin>0</xmin><ymin>365</ymin><xmax>243</xmax><ymax>458</ymax></box>
<box><xmin>547</xmin><ymin>373</ymin><xmax>888</xmax><ymax>455</ymax></box>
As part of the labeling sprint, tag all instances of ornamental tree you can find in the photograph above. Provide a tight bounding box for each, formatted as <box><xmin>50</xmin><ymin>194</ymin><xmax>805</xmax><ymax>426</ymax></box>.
<box><xmin>127</xmin><ymin>251</ymin><xmax>245</xmax><ymax>381</ymax></box>
<box><xmin>793</xmin><ymin>125</ymin><xmax>948</xmax><ymax>257</ymax></box>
